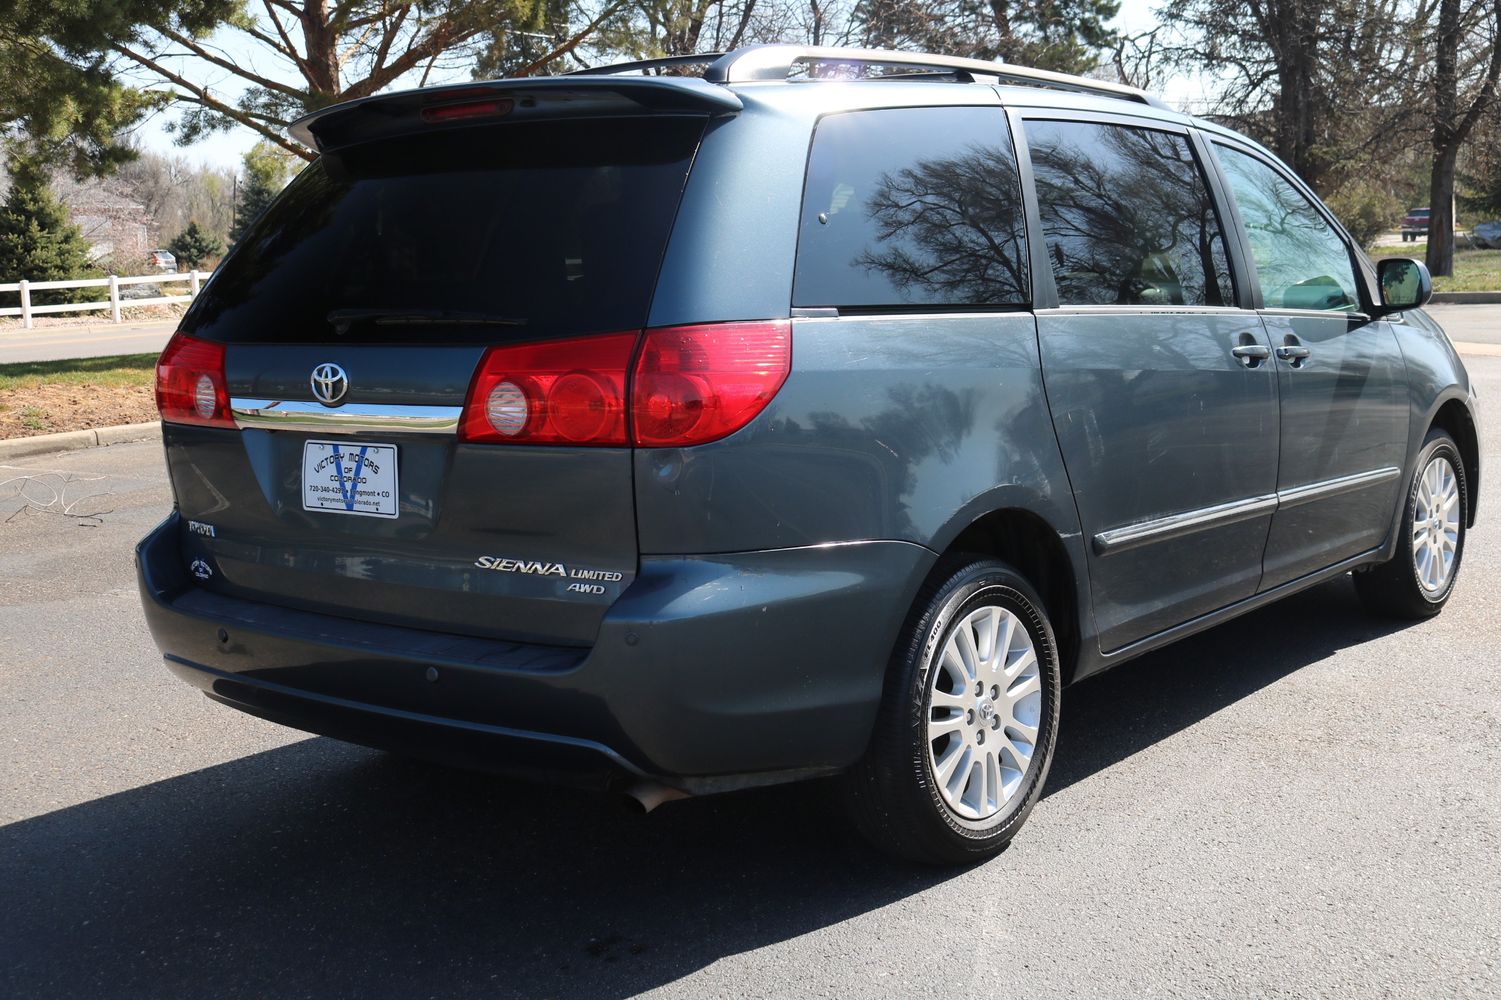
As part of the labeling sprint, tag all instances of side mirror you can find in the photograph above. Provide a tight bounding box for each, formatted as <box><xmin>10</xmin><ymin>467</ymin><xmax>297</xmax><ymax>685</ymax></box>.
<box><xmin>1376</xmin><ymin>257</ymin><xmax>1432</xmax><ymax>314</ymax></box>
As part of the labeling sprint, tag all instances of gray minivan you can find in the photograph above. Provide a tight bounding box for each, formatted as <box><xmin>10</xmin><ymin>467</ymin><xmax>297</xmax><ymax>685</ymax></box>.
<box><xmin>139</xmin><ymin>46</ymin><xmax>1481</xmax><ymax>865</ymax></box>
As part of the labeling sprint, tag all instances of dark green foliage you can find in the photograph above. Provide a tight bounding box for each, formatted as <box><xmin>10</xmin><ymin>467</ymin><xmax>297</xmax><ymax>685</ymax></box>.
<box><xmin>228</xmin><ymin>142</ymin><xmax>296</xmax><ymax>246</ymax></box>
<box><xmin>166</xmin><ymin>220</ymin><xmax>221</xmax><ymax>269</ymax></box>
<box><xmin>0</xmin><ymin>157</ymin><xmax>98</xmax><ymax>306</ymax></box>
<box><xmin>853</xmin><ymin>0</ymin><xmax>1120</xmax><ymax>74</ymax></box>
<box><xmin>1325</xmin><ymin>182</ymin><xmax>1404</xmax><ymax>249</ymax></box>
<box><xmin>1459</xmin><ymin>166</ymin><xmax>1501</xmax><ymax>219</ymax></box>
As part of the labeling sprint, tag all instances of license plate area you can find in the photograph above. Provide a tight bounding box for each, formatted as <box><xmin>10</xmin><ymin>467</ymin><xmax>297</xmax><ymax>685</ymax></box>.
<box><xmin>301</xmin><ymin>440</ymin><xmax>399</xmax><ymax>518</ymax></box>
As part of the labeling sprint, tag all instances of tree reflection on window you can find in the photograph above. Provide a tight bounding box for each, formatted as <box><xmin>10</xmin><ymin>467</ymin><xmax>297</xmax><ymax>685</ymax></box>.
<box><xmin>794</xmin><ymin>107</ymin><xmax>1029</xmax><ymax>309</ymax></box>
<box><xmin>1026</xmin><ymin>120</ymin><xmax>1234</xmax><ymax>307</ymax></box>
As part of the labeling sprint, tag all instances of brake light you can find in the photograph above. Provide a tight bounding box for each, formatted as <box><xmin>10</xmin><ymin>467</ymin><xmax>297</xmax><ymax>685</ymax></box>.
<box><xmin>459</xmin><ymin>333</ymin><xmax>636</xmax><ymax>445</ymax></box>
<box><xmin>156</xmin><ymin>331</ymin><xmax>232</xmax><ymax>427</ymax></box>
<box><xmin>459</xmin><ymin>321</ymin><xmax>791</xmax><ymax>448</ymax></box>
<box><xmin>630</xmin><ymin>321</ymin><xmax>791</xmax><ymax>447</ymax></box>
<box><xmin>421</xmin><ymin>99</ymin><xmax>514</xmax><ymax>124</ymax></box>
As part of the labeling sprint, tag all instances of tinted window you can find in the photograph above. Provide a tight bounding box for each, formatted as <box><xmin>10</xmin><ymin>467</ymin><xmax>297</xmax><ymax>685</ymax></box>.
<box><xmin>794</xmin><ymin>107</ymin><xmax>1028</xmax><ymax>309</ymax></box>
<box><xmin>1026</xmin><ymin>120</ymin><xmax>1233</xmax><ymax>307</ymax></box>
<box><xmin>1214</xmin><ymin>144</ymin><xmax>1360</xmax><ymax>312</ymax></box>
<box><xmin>183</xmin><ymin>118</ymin><xmax>704</xmax><ymax>344</ymax></box>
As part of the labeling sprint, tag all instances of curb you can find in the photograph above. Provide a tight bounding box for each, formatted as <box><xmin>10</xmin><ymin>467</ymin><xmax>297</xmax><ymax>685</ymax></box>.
<box><xmin>0</xmin><ymin>422</ymin><xmax>160</xmax><ymax>462</ymax></box>
<box><xmin>1452</xmin><ymin>341</ymin><xmax>1501</xmax><ymax>357</ymax></box>
<box><xmin>1431</xmin><ymin>291</ymin><xmax>1501</xmax><ymax>304</ymax></box>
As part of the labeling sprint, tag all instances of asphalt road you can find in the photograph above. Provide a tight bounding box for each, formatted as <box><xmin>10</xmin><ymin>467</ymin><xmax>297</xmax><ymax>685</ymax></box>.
<box><xmin>0</xmin><ymin>321</ymin><xmax>177</xmax><ymax>365</ymax></box>
<box><xmin>1426</xmin><ymin>304</ymin><xmax>1501</xmax><ymax>347</ymax></box>
<box><xmin>3</xmin><ymin>362</ymin><xmax>1499</xmax><ymax>999</ymax></box>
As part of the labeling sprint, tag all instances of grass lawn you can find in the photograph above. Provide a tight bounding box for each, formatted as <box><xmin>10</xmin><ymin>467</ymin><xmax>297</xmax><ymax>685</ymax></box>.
<box><xmin>1367</xmin><ymin>244</ymin><xmax>1501</xmax><ymax>292</ymax></box>
<box><xmin>0</xmin><ymin>353</ymin><xmax>158</xmax><ymax>439</ymax></box>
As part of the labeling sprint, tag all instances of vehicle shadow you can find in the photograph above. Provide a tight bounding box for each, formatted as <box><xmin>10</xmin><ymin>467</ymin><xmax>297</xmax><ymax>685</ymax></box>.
<box><xmin>1</xmin><ymin>577</ymin><xmax>1406</xmax><ymax>999</ymax></box>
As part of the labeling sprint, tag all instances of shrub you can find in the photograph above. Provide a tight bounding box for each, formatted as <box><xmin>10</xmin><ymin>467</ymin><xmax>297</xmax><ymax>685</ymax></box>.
<box><xmin>1324</xmin><ymin>183</ymin><xmax>1405</xmax><ymax>249</ymax></box>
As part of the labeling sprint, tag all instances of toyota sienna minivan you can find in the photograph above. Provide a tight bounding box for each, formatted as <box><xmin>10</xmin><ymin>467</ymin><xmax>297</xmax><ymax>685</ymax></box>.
<box><xmin>139</xmin><ymin>45</ymin><xmax>1481</xmax><ymax>864</ymax></box>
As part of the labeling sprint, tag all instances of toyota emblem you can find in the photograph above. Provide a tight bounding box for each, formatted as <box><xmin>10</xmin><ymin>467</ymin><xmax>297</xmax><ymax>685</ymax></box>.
<box><xmin>310</xmin><ymin>363</ymin><xmax>349</xmax><ymax>405</ymax></box>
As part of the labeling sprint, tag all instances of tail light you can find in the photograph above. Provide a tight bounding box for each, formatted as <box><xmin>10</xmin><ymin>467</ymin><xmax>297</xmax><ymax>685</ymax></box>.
<box><xmin>459</xmin><ymin>321</ymin><xmax>791</xmax><ymax>448</ymax></box>
<box><xmin>156</xmin><ymin>331</ymin><xmax>233</xmax><ymax>428</ymax></box>
<box><xmin>460</xmin><ymin>333</ymin><xmax>637</xmax><ymax>445</ymax></box>
<box><xmin>630</xmin><ymin>321</ymin><xmax>791</xmax><ymax>447</ymax></box>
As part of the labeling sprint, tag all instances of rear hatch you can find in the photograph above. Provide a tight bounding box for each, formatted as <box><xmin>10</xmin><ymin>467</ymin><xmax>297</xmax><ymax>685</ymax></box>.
<box><xmin>162</xmin><ymin>115</ymin><xmax>705</xmax><ymax>646</ymax></box>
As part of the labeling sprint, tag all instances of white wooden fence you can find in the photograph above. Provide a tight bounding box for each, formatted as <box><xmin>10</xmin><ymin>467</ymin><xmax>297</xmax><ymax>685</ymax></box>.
<box><xmin>0</xmin><ymin>271</ymin><xmax>206</xmax><ymax>329</ymax></box>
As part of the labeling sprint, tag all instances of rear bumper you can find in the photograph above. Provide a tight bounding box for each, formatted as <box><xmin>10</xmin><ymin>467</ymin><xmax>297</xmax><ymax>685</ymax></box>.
<box><xmin>138</xmin><ymin>514</ymin><xmax>932</xmax><ymax>791</ymax></box>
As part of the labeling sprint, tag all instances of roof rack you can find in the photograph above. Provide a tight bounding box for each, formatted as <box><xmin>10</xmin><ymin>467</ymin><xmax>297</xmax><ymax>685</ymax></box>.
<box><xmin>571</xmin><ymin>44</ymin><xmax>1169</xmax><ymax>110</ymax></box>
<box><xmin>570</xmin><ymin>52</ymin><xmax>727</xmax><ymax>76</ymax></box>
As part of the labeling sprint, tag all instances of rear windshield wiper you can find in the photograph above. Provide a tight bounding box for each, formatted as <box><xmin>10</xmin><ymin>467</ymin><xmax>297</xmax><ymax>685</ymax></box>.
<box><xmin>327</xmin><ymin>308</ymin><xmax>527</xmax><ymax>332</ymax></box>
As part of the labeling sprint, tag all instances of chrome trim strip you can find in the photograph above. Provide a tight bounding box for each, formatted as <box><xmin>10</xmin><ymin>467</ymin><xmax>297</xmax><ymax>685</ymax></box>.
<box><xmin>1093</xmin><ymin>494</ymin><xmax>1278</xmax><ymax>554</ymax></box>
<box><xmin>230</xmin><ymin>398</ymin><xmax>462</xmax><ymax>435</ymax></box>
<box><xmin>1093</xmin><ymin>466</ymin><xmax>1403</xmax><ymax>555</ymax></box>
<box><xmin>1276</xmin><ymin>466</ymin><xmax>1401</xmax><ymax>509</ymax></box>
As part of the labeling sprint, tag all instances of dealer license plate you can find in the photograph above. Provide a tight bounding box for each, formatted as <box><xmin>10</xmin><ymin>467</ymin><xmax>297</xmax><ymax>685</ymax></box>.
<box><xmin>301</xmin><ymin>440</ymin><xmax>399</xmax><ymax>518</ymax></box>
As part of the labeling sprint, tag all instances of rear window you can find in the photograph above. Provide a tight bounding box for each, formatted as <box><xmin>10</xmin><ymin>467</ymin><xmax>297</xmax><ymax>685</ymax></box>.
<box><xmin>182</xmin><ymin>118</ymin><xmax>705</xmax><ymax>344</ymax></box>
<box><xmin>793</xmin><ymin>107</ymin><xmax>1029</xmax><ymax>310</ymax></box>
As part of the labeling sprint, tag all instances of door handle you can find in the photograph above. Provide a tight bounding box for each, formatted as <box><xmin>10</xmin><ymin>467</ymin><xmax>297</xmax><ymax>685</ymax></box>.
<box><xmin>1276</xmin><ymin>345</ymin><xmax>1312</xmax><ymax>362</ymax></box>
<box><xmin>1231</xmin><ymin>343</ymin><xmax>1271</xmax><ymax>367</ymax></box>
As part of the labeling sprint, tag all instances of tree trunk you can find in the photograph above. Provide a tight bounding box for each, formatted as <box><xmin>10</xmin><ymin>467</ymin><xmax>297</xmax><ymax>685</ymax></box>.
<box><xmin>1426</xmin><ymin>145</ymin><xmax>1459</xmax><ymax>277</ymax></box>
<box><xmin>1427</xmin><ymin>0</ymin><xmax>1461</xmax><ymax>277</ymax></box>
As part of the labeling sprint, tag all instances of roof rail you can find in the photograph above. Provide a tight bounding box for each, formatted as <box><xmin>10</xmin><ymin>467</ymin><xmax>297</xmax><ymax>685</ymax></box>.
<box><xmin>573</xmin><ymin>44</ymin><xmax>1168</xmax><ymax>110</ymax></box>
<box><xmin>570</xmin><ymin>53</ymin><xmax>727</xmax><ymax>76</ymax></box>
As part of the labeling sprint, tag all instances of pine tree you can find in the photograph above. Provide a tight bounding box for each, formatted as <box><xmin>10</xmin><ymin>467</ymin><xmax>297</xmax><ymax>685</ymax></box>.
<box><xmin>228</xmin><ymin>142</ymin><xmax>295</xmax><ymax>246</ymax></box>
<box><xmin>166</xmin><ymin>220</ymin><xmax>222</xmax><ymax>269</ymax></box>
<box><xmin>0</xmin><ymin>158</ymin><xmax>98</xmax><ymax>307</ymax></box>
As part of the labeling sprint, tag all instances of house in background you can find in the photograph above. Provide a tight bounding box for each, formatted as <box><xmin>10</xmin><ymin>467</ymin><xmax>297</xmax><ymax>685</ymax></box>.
<box><xmin>55</xmin><ymin>178</ymin><xmax>158</xmax><ymax>267</ymax></box>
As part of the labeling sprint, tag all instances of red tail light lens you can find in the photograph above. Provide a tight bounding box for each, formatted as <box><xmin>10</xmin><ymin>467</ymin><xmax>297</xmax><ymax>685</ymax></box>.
<box><xmin>459</xmin><ymin>333</ymin><xmax>636</xmax><ymax>445</ymax></box>
<box><xmin>156</xmin><ymin>331</ymin><xmax>233</xmax><ymax>427</ymax></box>
<box><xmin>631</xmin><ymin>321</ymin><xmax>791</xmax><ymax>447</ymax></box>
<box><xmin>459</xmin><ymin>321</ymin><xmax>791</xmax><ymax>448</ymax></box>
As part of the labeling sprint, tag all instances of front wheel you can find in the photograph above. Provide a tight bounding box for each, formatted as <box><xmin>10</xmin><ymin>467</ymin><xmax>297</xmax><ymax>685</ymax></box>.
<box><xmin>1354</xmin><ymin>430</ymin><xmax>1468</xmax><ymax>618</ymax></box>
<box><xmin>842</xmin><ymin>557</ymin><xmax>1061</xmax><ymax>865</ymax></box>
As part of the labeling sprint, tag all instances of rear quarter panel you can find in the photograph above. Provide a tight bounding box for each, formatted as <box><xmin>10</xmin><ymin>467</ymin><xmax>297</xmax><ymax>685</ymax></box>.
<box><xmin>633</xmin><ymin>313</ymin><xmax>1083</xmax><ymax>556</ymax></box>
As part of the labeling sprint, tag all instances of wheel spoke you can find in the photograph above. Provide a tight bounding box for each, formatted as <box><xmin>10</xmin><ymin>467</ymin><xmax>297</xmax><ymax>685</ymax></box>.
<box><xmin>928</xmin><ymin>711</ymin><xmax>967</xmax><ymax>739</ymax></box>
<box><xmin>1002</xmin><ymin>732</ymin><xmax>1033</xmax><ymax>768</ymax></box>
<box><xmin>1005</xmin><ymin>644</ymin><xmax>1037</xmax><ymax>678</ymax></box>
<box><xmin>974</xmin><ymin>754</ymin><xmax>990</xmax><ymax>813</ymax></box>
<box><xmin>984</xmin><ymin>606</ymin><xmax>1003</xmax><ymax>671</ymax></box>
<box><xmin>930</xmin><ymin>687</ymin><xmax>968</xmax><ymax>710</ymax></box>
<box><xmin>1006</xmin><ymin>671</ymin><xmax>1041</xmax><ymax>702</ymax></box>
<box><xmin>935</xmin><ymin>740</ymin><xmax>970</xmax><ymax>790</ymax></box>
<box><xmin>942</xmin><ymin>638</ymin><xmax>973</xmax><ymax>686</ymax></box>
<box><xmin>956</xmin><ymin>624</ymin><xmax>981</xmax><ymax>684</ymax></box>
<box><xmin>1005</xmin><ymin>717</ymin><xmax>1039</xmax><ymax>745</ymax></box>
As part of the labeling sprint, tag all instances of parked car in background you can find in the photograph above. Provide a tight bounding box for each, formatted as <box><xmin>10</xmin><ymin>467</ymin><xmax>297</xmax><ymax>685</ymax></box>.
<box><xmin>1472</xmin><ymin>220</ymin><xmax>1501</xmax><ymax>249</ymax></box>
<box><xmin>147</xmin><ymin>250</ymin><xmax>178</xmax><ymax>272</ymax></box>
<box><xmin>1402</xmin><ymin>207</ymin><xmax>1430</xmax><ymax>241</ymax></box>
<box><xmin>138</xmin><ymin>45</ymin><xmax>1481</xmax><ymax>866</ymax></box>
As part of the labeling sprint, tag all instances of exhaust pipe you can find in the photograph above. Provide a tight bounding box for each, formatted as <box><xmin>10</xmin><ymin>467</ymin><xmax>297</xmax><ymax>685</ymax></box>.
<box><xmin>624</xmin><ymin>780</ymin><xmax>690</xmax><ymax>813</ymax></box>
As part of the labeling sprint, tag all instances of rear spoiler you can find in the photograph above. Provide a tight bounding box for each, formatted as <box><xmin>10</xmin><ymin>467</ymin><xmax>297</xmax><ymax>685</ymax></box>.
<box><xmin>289</xmin><ymin>77</ymin><xmax>743</xmax><ymax>153</ymax></box>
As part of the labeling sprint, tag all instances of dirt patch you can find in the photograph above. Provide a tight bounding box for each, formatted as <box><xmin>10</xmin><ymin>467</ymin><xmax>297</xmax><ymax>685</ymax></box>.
<box><xmin>0</xmin><ymin>382</ymin><xmax>157</xmax><ymax>439</ymax></box>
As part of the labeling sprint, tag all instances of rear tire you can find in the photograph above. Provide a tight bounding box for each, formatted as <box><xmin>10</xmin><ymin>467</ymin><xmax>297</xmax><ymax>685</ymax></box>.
<box><xmin>1354</xmin><ymin>430</ymin><xmax>1468</xmax><ymax>619</ymax></box>
<box><xmin>842</xmin><ymin>557</ymin><xmax>1061</xmax><ymax>865</ymax></box>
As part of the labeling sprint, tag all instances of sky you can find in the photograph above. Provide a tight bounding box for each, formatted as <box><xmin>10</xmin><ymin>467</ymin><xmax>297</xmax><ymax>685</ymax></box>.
<box><xmin>132</xmin><ymin>0</ymin><xmax>1167</xmax><ymax>172</ymax></box>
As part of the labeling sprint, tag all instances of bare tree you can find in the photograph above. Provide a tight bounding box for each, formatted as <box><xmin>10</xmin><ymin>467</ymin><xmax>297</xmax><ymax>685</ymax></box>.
<box><xmin>94</xmin><ymin>2</ymin><xmax>623</xmax><ymax>159</ymax></box>
<box><xmin>1425</xmin><ymin>0</ymin><xmax>1501</xmax><ymax>274</ymax></box>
